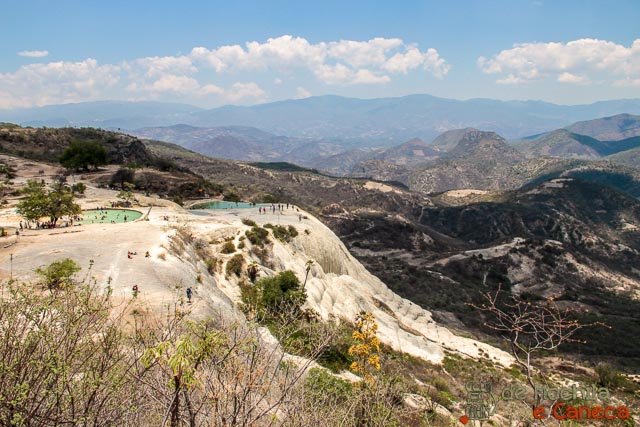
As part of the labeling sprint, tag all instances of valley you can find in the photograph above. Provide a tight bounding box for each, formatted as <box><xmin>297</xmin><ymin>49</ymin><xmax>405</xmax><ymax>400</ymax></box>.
<box><xmin>1</xmin><ymin>108</ymin><xmax>640</xmax><ymax>426</ymax></box>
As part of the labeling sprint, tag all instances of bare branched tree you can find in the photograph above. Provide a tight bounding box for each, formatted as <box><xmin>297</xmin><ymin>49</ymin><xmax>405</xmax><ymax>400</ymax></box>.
<box><xmin>469</xmin><ymin>284</ymin><xmax>604</xmax><ymax>422</ymax></box>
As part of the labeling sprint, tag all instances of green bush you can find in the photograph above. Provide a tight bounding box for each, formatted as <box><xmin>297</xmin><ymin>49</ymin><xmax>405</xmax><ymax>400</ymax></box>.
<box><xmin>264</xmin><ymin>224</ymin><xmax>298</xmax><ymax>242</ymax></box>
<box><xmin>71</xmin><ymin>182</ymin><xmax>86</xmax><ymax>194</ymax></box>
<box><xmin>223</xmin><ymin>192</ymin><xmax>241</xmax><ymax>202</ymax></box>
<box><xmin>205</xmin><ymin>258</ymin><xmax>217</xmax><ymax>275</ymax></box>
<box><xmin>35</xmin><ymin>258</ymin><xmax>81</xmax><ymax>290</ymax></box>
<box><xmin>241</xmin><ymin>218</ymin><xmax>257</xmax><ymax>227</ymax></box>
<box><xmin>110</xmin><ymin>168</ymin><xmax>135</xmax><ymax>190</ymax></box>
<box><xmin>304</xmin><ymin>368</ymin><xmax>353</xmax><ymax>403</ymax></box>
<box><xmin>226</xmin><ymin>254</ymin><xmax>244</xmax><ymax>277</ymax></box>
<box><xmin>245</xmin><ymin>226</ymin><xmax>270</xmax><ymax>246</ymax></box>
<box><xmin>595</xmin><ymin>363</ymin><xmax>635</xmax><ymax>391</ymax></box>
<box><xmin>220</xmin><ymin>241</ymin><xmax>236</xmax><ymax>254</ymax></box>
<box><xmin>240</xmin><ymin>270</ymin><xmax>306</xmax><ymax>319</ymax></box>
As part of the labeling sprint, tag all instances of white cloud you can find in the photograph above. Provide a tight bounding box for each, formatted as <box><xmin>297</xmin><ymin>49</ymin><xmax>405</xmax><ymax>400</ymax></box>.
<box><xmin>479</xmin><ymin>38</ymin><xmax>640</xmax><ymax>85</ymax></box>
<box><xmin>383</xmin><ymin>47</ymin><xmax>451</xmax><ymax>78</ymax></box>
<box><xmin>132</xmin><ymin>55</ymin><xmax>196</xmax><ymax>78</ymax></box>
<box><xmin>125</xmin><ymin>73</ymin><xmax>225</xmax><ymax>100</ymax></box>
<box><xmin>18</xmin><ymin>50</ymin><xmax>49</xmax><ymax>58</ymax></box>
<box><xmin>557</xmin><ymin>72</ymin><xmax>588</xmax><ymax>84</ymax></box>
<box><xmin>0</xmin><ymin>35</ymin><xmax>449</xmax><ymax>107</ymax></box>
<box><xmin>0</xmin><ymin>59</ymin><xmax>119</xmax><ymax>108</ymax></box>
<box><xmin>295</xmin><ymin>86</ymin><xmax>312</xmax><ymax>99</ymax></box>
<box><xmin>384</xmin><ymin>47</ymin><xmax>426</xmax><ymax>73</ymax></box>
<box><xmin>201</xmin><ymin>84</ymin><xmax>224</xmax><ymax>95</ymax></box>
<box><xmin>352</xmin><ymin>69</ymin><xmax>390</xmax><ymax>85</ymax></box>
<box><xmin>189</xmin><ymin>35</ymin><xmax>448</xmax><ymax>85</ymax></box>
<box><xmin>190</xmin><ymin>35</ymin><xmax>325</xmax><ymax>72</ymax></box>
<box><xmin>226</xmin><ymin>82</ymin><xmax>266</xmax><ymax>103</ymax></box>
<box><xmin>496</xmin><ymin>74</ymin><xmax>525</xmax><ymax>85</ymax></box>
<box><xmin>149</xmin><ymin>75</ymin><xmax>200</xmax><ymax>94</ymax></box>
<box><xmin>327</xmin><ymin>38</ymin><xmax>403</xmax><ymax>68</ymax></box>
<box><xmin>313</xmin><ymin>64</ymin><xmax>390</xmax><ymax>85</ymax></box>
<box><xmin>314</xmin><ymin>63</ymin><xmax>353</xmax><ymax>84</ymax></box>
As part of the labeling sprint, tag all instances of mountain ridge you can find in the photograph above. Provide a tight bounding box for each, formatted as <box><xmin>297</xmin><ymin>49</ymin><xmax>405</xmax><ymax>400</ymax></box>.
<box><xmin>4</xmin><ymin>95</ymin><xmax>640</xmax><ymax>142</ymax></box>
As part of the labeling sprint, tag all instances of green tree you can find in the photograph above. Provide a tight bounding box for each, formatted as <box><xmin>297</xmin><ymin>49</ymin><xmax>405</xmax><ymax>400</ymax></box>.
<box><xmin>71</xmin><ymin>182</ymin><xmax>86</xmax><ymax>195</ymax></box>
<box><xmin>35</xmin><ymin>258</ymin><xmax>81</xmax><ymax>290</ymax></box>
<box><xmin>117</xmin><ymin>182</ymin><xmax>136</xmax><ymax>205</ymax></box>
<box><xmin>0</xmin><ymin>269</ymin><xmax>141</xmax><ymax>427</ymax></box>
<box><xmin>143</xmin><ymin>322</ymin><xmax>223</xmax><ymax>427</ymax></box>
<box><xmin>60</xmin><ymin>140</ymin><xmax>108</xmax><ymax>171</ymax></box>
<box><xmin>241</xmin><ymin>270</ymin><xmax>307</xmax><ymax>322</ymax></box>
<box><xmin>15</xmin><ymin>180</ymin><xmax>48</xmax><ymax>223</ymax></box>
<box><xmin>16</xmin><ymin>180</ymin><xmax>81</xmax><ymax>226</ymax></box>
<box><xmin>110</xmin><ymin>167</ymin><xmax>136</xmax><ymax>190</ymax></box>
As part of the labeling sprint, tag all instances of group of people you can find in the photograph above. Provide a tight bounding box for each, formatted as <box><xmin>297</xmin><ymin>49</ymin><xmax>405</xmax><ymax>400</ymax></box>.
<box><xmin>19</xmin><ymin>220</ymin><xmax>59</xmax><ymax>230</ymax></box>
<box><xmin>127</xmin><ymin>250</ymin><xmax>151</xmax><ymax>259</ymax></box>
<box><xmin>258</xmin><ymin>203</ymin><xmax>299</xmax><ymax>215</ymax></box>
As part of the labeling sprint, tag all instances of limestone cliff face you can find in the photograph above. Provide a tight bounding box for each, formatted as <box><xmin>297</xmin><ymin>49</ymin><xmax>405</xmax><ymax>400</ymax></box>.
<box><xmin>186</xmin><ymin>207</ymin><xmax>514</xmax><ymax>366</ymax></box>
<box><xmin>1</xmin><ymin>185</ymin><xmax>512</xmax><ymax>367</ymax></box>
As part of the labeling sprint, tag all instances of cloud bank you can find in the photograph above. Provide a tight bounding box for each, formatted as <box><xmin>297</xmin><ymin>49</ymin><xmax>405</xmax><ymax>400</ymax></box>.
<box><xmin>0</xmin><ymin>35</ymin><xmax>449</xmax><ymax>108</ymax></box>
<box><xmin>478</xmin><ymin>38</ymin><xmax>640</xmax><ymax>86</ymax></box>
<box><xmin>18</xmin><ymin>50</ymin><xmax>49</xmax><ymax>58</ymax></box>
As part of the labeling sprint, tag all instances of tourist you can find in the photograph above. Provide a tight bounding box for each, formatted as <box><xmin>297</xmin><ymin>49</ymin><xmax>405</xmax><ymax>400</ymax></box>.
<box><xmin>186</xmin><ymin>287</ymin><xmax>193</xmax><ymax>303</ymax></box>
<box><xmin>132</xmin><ymin>284</ymin><xmax>139</xmax><ymax>298</ymax></box>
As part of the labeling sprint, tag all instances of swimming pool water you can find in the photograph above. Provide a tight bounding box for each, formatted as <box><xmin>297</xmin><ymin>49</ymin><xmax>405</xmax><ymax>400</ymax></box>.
<box><xmin>78</xmin><ymin>209</ymin><xmax>142</xmax><ymax>224</ymax></box>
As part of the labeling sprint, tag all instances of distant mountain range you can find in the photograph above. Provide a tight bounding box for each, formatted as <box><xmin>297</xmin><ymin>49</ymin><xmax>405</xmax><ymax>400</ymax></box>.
<box><xmin>3</xmin><ymin>95</ymin><xmax>640</xmax><ymax>143</ymax></box>
<box><xmin>4</xmin><ymin>98</ymin><xmax>640</xmax><ymax>199</ymax></box>
<box><xmin>565</xmin><ymin>113</ymin><xmax>640</xmax><ymax>140</ymax></box>
<box><xmin>336</xmin><ymin>122</ymin><xmax>640</xmax><ymax>196</ymax></box>
<box><xmin>517</xmin><ymin>130</ymin><xmax>640</xmax><ymax>160</ymax></box>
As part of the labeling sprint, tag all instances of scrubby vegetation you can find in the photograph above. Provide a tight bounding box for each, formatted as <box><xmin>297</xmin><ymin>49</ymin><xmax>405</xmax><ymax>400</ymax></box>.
<box><xmin>240</xmin><ymin>270</ymin><xmax>306</xmax><ymax>320</ymax></box>
<box><xmin>245</xmin><ymin>225</ymin><xmax>270</xmax><ymax>246</ymax></box>
<box><xmin>225</xmin><ymin>254</ymin><xmax>244</xmax><ymax>277</ymax></box>
<box><xmin>241</xmin><ymin>218</ymin><xmax>257</xmax><ymax>227</ymax></box>
<box><xmin>264</xmin><ymin>223</ymin><xmax>298</xmax><ymax>242</ymax></box>
<box><xmin>220</xmin><ymin>240</ymin><xmax>236</xmax><ymax>254</ymax></box>
<box><xmin>1</xmin><ymin>261</ymin><xmax>460</xmax><ymax>427</ymax></box>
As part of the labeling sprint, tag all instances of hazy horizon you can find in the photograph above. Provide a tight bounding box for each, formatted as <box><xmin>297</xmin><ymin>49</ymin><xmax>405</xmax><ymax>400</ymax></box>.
<box><xmin>2</xmin><ymin>0</ymin><xmax>639</xmax><ymax>109</ymax></box>
<box><xmin>4</xmin><ymin>92</ymin><xmax>640</xmax><ymax>112</ymax></box>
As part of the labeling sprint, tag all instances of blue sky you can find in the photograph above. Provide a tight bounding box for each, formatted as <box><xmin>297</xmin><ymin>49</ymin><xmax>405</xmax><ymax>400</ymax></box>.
<box><xmin>1</xmin><ymin>0</ymin><xmax>639</xmax><ymax>108</ymax></box>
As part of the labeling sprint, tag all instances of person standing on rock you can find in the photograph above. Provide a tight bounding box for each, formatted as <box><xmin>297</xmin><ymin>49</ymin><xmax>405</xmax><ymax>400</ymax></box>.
<box><xmin>186</xmin><ymin>287</ymin><xmax>193</xmax><ymax>303</ymax></box>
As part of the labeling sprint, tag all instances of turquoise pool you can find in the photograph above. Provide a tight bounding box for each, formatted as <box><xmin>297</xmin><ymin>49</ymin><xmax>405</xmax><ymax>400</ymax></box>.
<box><xmin>78</xmin><ymin>209</ymin><xmax>142</xmax><ymax>224</ymax></box>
